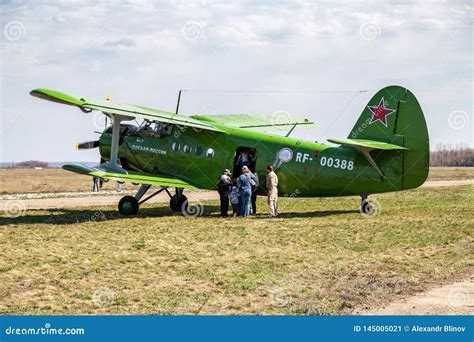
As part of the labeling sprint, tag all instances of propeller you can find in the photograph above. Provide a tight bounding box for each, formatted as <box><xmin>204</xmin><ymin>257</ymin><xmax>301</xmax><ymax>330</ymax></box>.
<box><xmin>76</xmin><ymin>140</ymin><xmax>100</xmax><ymax>150</ymax></box>
<box><xmin>75</xmin><ymin>140</ymin><xmax>103</xmax><ymax>191</ymax></box>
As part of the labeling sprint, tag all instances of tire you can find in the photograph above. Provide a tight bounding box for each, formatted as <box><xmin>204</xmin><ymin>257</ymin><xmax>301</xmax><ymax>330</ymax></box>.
<box><xmin>118</xmin><ymin>196</ymin><xmax>139</xmax><ymax>215</ymax></box>
<box><xmin>170</xmin><ymin>194</ymin><xmax>187</xmax><ymax>212</ymax></box>
<box><xmin>360</xmin><ymin>199</ymin><xmax>373</xmax><ymax>214</ymax></box>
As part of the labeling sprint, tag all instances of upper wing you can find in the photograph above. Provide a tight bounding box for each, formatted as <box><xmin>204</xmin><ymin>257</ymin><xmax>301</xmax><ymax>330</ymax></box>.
<box><xmin>30</xmin><ymin>88</ymin><xmax>225</xmax><ymax>133</ymax></box>
<box><xmin>63</xmin><ymin>163</ymin><xmax>197</xmax><ymax>189</ymax></box>
<box><xmin>192</xmin><ymin>113</ymin><xmax>314</xmax><ymax>132</ymax></box>
<box><xmin>30</xmin><ymin>88</ymin><xmax>314</xmax><ymax>133</ymax></box>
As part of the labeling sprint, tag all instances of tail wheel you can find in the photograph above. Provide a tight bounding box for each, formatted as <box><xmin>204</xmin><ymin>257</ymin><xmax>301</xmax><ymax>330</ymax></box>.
<box><xmin>360</xmin><ymin>199</ymin><xmax>374</xmax><ymax>215</ymax></box>
<box><xmin>170</xmin><ymin>194</ymin><xmax>187</xmax><ymax>212</ymax></box>
<box><xmin>118</xmin><ymin>196</ymin><xmax>139</xmax><ymax>215</ymax></box>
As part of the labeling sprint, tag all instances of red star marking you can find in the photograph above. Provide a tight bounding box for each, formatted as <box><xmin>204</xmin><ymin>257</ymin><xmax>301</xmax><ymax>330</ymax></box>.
<box><xmin>367</xmin><ymin>97</ymin><xmax>396</xmax><ymax>127</ymax></box>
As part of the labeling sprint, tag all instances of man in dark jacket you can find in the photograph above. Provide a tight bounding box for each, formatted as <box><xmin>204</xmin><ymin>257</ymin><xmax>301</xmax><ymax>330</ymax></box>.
<box><xmin>217</xmin><ymin>169</ymin><xmax>232</xmax><ymax>217</ymax></box>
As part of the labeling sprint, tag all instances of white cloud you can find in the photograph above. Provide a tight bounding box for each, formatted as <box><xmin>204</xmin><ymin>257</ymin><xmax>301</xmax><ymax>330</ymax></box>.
<box><xmin>0</xmin><ymin>0</ymin><xmax>472</xmax><ymax>162</ymax></box>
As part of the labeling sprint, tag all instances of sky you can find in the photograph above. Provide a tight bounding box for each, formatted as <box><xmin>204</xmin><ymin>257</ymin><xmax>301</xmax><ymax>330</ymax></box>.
<box><xmin>0</xmin><ymin>0</ymin><xmax>472</xmax><ymax>162</ymax></box>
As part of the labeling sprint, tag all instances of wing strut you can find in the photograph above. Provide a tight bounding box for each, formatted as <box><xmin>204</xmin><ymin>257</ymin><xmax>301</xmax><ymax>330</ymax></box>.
<box><xmin>102</xmin><ymin>114</ymin><xmax>133</xmax><ymax>174</ymax></box>
<box><xmin>356</xmin><ymin>147</ymin><xmax>384</xmax><ymax>178</ymax></box>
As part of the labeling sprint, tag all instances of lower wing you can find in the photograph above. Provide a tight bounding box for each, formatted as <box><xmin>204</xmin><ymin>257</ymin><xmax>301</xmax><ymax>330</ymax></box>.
<box><xmin>63</xmin><ymin>163</ymin><xmax>197</xmax><ymax>189</ymax></box>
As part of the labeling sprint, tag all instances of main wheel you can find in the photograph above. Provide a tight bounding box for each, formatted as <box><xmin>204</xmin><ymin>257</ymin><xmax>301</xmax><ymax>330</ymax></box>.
<box><xmin>118</xmin><ymin>196</ymin><xmax>139</xmax><ymax>215</ymax></box>
<box><xmin>170</xmin><ymin>194</ymin><xmax>188</xmax><ymax>212</ymax></box>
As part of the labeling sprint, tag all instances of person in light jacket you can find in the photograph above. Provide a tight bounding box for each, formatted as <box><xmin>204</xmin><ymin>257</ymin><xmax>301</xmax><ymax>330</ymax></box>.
<box><xmin>266</xmin><ymin>165</ymin><xmax>278</xmax><ymax>217</ymax></box>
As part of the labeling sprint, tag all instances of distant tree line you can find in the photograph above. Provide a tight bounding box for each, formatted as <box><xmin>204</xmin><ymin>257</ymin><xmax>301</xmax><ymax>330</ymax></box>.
<box><xmin>3</xmin><ymin>146</ymin><xmax>473</xmax><ymax>169</ymax></box>
<box><xmin>8</xmin><ymin>160</ymin><xmax>49</xmax><ymax>168</ymax></box>
<box><xmin>430</xmin><ymin>144</ymin><xmax>474</xmax><ymax>167</ymax></box>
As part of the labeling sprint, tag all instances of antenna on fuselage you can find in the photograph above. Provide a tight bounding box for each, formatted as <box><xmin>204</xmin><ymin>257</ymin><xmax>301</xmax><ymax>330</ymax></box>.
<box><xmin>175</xmin><ymin>89</ymin><xmax>186</xmax><ymax>114</ymax></box>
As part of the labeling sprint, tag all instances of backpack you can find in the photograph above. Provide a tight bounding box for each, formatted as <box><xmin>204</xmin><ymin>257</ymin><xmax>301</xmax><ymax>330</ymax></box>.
<box><xmin>238</xmin><ymin>174</ymin><xmax>251</xmax><ymax>190</ymax></box>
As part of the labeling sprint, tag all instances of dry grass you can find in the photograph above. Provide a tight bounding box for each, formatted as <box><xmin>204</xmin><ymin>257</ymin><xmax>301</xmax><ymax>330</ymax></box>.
<box><xmin>0</xmin><ymin>169</ymin><xmax>136</xmax><ymax>194</ymax></box>
<box><xmin>427</xmin><ymin>167</ymin><xmax>474</xmax><ymax>181</ymax></box>
<box><xmin>0</xmin><ymin>185</ymin><xmax>472</xmax><ymax>315</ymax></box>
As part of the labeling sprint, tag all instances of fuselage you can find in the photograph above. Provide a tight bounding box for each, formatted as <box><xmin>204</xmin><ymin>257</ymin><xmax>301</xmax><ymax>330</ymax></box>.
<box><xmin>99</xmin><ymin>124</ymin><xmax>406</xmax><ymax>197</ymax></box>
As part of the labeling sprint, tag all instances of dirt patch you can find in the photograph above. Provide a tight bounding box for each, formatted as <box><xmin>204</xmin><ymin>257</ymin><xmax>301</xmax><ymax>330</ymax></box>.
<box><xmin>422</xmin><ymin>180</ymin><xmax>474</xmax><ymax>188</ymax></box>
<box><xmin>1</xmin><ymin>180</ymin><xmax>471</xmax><ymax>211</ymax></box>
<box><xmin>0</xmin><ymin>190</ymin><xmax>219</xmax><ymax>210</ymax></box>
<box><xmin>357</xmin><ymin>276</ymin><xmax>474</xmax><ymax>315</ymax></box>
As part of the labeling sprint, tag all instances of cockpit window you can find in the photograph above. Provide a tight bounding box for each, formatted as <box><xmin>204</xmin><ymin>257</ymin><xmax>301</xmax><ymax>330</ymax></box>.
<box><xmin>104</xmin><ymin>121</ymin><xmax>174</xmax><ymax>139</ymax></box>
<box><xmin>104</xmin><ymin>124</ymin><xmax>137</xmax><ymax>135</ymax></box>
<box><xmin>135</xmin><ymin>122</ymin><xmax>173</xmax><ymax>138</ymax></box>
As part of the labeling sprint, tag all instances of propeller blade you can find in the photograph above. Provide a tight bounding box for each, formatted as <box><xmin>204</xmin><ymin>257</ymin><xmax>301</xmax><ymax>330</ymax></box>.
<box><xmin>76</xmin><ymin>140</ymin><xmax>100</xmax><ymax>150</ymax></box>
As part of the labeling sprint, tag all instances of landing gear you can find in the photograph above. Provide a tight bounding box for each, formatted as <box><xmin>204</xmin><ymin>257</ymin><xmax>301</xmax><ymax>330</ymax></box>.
<box><xmin>360</xmin><ymin>200</ymin><xmax>374</xmax><ymax>214</ymax></box>
<box><xmin>118</xmin><ymin>184</ymin><xmax>167</xmax><ymax>216</ymax></box>
<box><xmin>360</xmin><ymin>194</ymin><xmax>378</xmax><ymax>216</ymax></box>
<box><xmin>169</xmin><ymin>187</ymin><xmax>186</xmax><ymax>212</ymax></box>
<box><xmin>360</xmin><ymin>194</ymin><xmax>371</xmax><ymax>214</ymax></box>
<box><xmin>118</xmin><ymin>185</ymin><xmax>188</xmax><ymax>216</ymax></box>
<box><xmin>118</xmin><ymin>196</ymin><xmax>139</xmax><ymax>215</ymax></box>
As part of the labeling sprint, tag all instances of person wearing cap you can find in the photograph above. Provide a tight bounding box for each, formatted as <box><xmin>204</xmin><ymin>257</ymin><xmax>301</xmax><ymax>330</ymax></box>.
<box><xmin>217</xmin><ymin>169</ymin><xmax>232</xmax><ymax>217</ymax></box>
<box><xmin>266</xmin><ymin>165</ymin><xmax>279</xmax><ymax>217</ymax></box>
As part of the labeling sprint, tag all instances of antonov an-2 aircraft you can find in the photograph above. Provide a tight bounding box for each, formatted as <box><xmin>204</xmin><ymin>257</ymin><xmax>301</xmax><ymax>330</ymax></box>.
<box><xmin>30</xmin><ymin>85</ymin><xmax>429</xmax><ymax>216</ymax></box>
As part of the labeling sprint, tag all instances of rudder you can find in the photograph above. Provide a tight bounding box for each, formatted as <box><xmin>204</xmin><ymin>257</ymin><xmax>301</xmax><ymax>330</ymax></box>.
<box><xmin>349</xmin><ymin>85</ymin><xmax>429</xmax><ymax>189</ymax></box>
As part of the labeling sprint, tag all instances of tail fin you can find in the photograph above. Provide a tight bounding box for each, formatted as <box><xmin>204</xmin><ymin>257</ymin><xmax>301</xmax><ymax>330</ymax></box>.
<box><xmin>349</xmin><ymin>85</ymin><xmax>429</xmax><ymax>189</ymax></box>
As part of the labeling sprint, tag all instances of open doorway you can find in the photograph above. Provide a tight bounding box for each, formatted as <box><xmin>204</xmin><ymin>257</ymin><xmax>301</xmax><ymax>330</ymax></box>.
<box><xmin>233</xmin><ymin>147</ymin><xmax>257</xmax><ymax>179</ymax></box>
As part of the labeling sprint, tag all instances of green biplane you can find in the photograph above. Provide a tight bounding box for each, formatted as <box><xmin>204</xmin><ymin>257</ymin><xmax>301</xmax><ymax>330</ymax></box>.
<box><xmin>30</xmin><ymin>85</ymin><xmax>429</xmax><ymax>216</ymax></box>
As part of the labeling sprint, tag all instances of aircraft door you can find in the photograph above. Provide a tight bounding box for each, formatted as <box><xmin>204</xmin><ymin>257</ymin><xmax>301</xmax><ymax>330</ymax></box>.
<box><xmin>233</xmin><ymin>147</ymin><xmax>257</xmax><ymax>179</ymax></box>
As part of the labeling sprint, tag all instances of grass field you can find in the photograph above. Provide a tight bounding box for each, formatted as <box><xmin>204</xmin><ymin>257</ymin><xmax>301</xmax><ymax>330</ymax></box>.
<box><xmin>0</xmin><ymin>185</ymin><xmax>472</xmax><ymax>315</ymax></box>
<box><xmin>427</xmin><ymin>167</ymin><xmax>474</xmax><ymax>181</ymax></box>
<box><xmin>0</xmin><ymin>168</ymin><xmax>136</xmax><ymax>194</ymax></box>
<box><xmin>1</xmin><ymin>167</ymin><xmax>473</xmax><ymax>195</ymax></box>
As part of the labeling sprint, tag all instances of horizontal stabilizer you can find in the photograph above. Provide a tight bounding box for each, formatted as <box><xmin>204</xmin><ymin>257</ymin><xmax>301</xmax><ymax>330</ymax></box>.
<box><xmin>63</xmin><ymin>163</ymin><xmax>197</xmax><ymax>189</ymax></box>
<box><xmin>327</xmin><ymin>138</ymin><xmax>408</xmax><ymax>151</ymax></box>
<box><xmin>328</xmin><ymin>138</ymin><xmax>408</xmax><ymax>178</ymax></box>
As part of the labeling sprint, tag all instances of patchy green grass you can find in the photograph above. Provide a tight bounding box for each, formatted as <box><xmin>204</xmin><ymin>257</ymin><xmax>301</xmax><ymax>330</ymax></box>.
<box><xmin>0</xmin><ymin>186</ymin><xmax>472</xmax><ymax>315</ymax></box>
<box><xmin>427</xmin><ymin>167</ymin><xmax>474</xmax><ymax>181</ymax></box>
